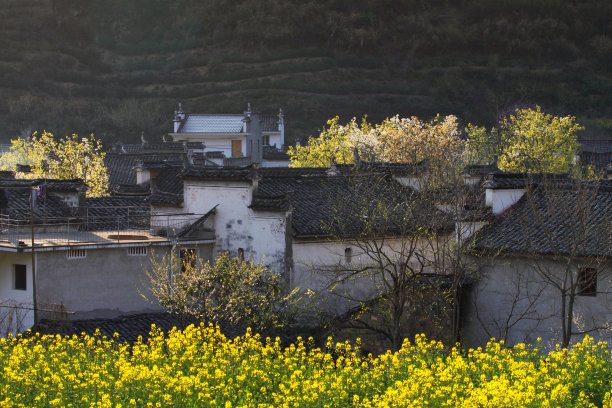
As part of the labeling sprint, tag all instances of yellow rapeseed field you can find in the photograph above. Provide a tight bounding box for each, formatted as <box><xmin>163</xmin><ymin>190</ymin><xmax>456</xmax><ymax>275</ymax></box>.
<box><xmin>0</xmin><ymin>324</ymin><xmax>611</xmax><ymax>407</ymax></box>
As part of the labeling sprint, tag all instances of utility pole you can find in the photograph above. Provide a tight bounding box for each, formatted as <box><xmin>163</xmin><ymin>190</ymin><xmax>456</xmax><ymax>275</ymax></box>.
<box><xmin>30</xmin><ymin>186</ymin><xmax>37</xmax><ymax>329</ymax></box>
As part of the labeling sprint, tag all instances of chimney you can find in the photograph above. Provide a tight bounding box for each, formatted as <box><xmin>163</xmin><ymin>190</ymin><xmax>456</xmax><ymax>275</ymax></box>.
<box><xmin>245</xmin><ymin>108</ymin><xmax>263</xmax><ymax>164</ymax></box>
<box><xmin>173</xmin><ymin>102</ymin><xmax>186</xmax><ymax>133</ymax></box>
<box><xmin>278</xmin><ymin>108</ymin><xmax>285</xmax><ymax>146</ymax></box>
<box><xmin>251</xmin><ymin>163</ymin><xmax>260</xmax><ymax>196</ymax></box>
<box><xmin>134</xmin><ymin>161</ymin><xmax>151</xmax><ymax>185</ymax></box>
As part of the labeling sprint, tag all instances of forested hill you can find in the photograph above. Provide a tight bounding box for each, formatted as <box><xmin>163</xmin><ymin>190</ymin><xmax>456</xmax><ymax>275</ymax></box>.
<box><xmin>2</xmin><ymin>0</ymin><xmax>612</xmax><ymax>145</ymax></box>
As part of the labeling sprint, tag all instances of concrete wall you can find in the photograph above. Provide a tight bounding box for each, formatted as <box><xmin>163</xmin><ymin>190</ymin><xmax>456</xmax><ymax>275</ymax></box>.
<box><xmin>183</xmin><ymin>180</ymin><xmax>288</xmax><ymax>275</ymax></box>
<box><xmin>0</xmin><ymin>252</ymin><xmax>34</xmax><ymax>333</ymax></box>
<box><xmin>462</xmin><ymin>256</ymin><xmax>612</xmax><ymax>348</ymax></box>
<box><xmin>34</xmin><ymin>245</ymin><xmax>177</xmax><ymax>320</ymax></box>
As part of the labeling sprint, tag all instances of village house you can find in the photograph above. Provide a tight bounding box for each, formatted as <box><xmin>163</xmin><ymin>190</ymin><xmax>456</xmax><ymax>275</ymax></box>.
<box><xmin>0</xmin><ymin>172</ymin><xmax>215</xmax><ymax>335</ymax></box>
<box><xmin>461</xmin><ymin>173</ymin><xmax>612</xmax><ymax>347</ymax></box>
<box><xmin>169</xmin><ymin>103</ymin><xmax>289</xmax><ymax>167</ymax></box>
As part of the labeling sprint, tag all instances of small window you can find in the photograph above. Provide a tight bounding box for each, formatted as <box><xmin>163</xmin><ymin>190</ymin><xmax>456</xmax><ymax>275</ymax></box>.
<box><xmin>67</xmin><ymin>249</ymin><xmax>86</xmax><ymax>259</ymax></box>
<box><xmin>345</xmin><ymin>247</ymin><xmax>352</xmax><ymax>264</ymax></box>
<box><xmin>578</xmin><ymin>267</ymin><xmax>597</xmax><ymax>296</ymax></box>
<box><xmin>13</xmin><ymin>264</ymin><xmax>26</xmax><ymax>291</ymax></box>
<box><xmin>262</xmin><ymin>135</ymin><xmax>270</xmax><ymax>146</ymax></box>
<box><xmin>238</xmin><ymin>248</ymin><xmax>244</xmax><ymax>261</ymax></box>
<box><xmin>127</xmin><ymin>247</ymin><xmax>147</xmax><ymax>256</ymax></box>
<box><xmin>180</xmin><ymin>248</ymin><xmax>197</xmax><ymax>272</ymax></box>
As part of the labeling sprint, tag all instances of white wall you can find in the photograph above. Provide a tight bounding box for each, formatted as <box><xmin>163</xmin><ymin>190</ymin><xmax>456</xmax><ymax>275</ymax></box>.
<box><xmin>265</xmin><ymin>133</ymin><xmax>283</xmax><ymax>148</ymax></box>
<box><xmin>292</xmin><ymin>237</ymin><xmax>446</xmax><ymax>315</ymax></box>
<box><xmin>463</xmin><ymin>257</ymin><xmax>612</xmax><ymax>348</ymax></box>
<box><xmin>261</xmin><ymin>160</ymin><xmax>290</xmax><ymax>167</ymax></box>
<box><xmin>485</xmin><ymin>188</ymin><xmax>525</xmax><ymax>215</ymax></box>
<box><xmin>0</xmin><ymin>253</ymin><xmax>34</xmax><ymax>334</ymax></box>
<box><xmin>183</xmin><ymin>180</ymin><xmax>288</xmax><ymax>275</ymax></box>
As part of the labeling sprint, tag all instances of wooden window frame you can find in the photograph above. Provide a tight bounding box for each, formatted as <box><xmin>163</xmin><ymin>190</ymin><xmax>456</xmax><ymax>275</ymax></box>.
<box><xmin>577</xmin><ymin>267</ymin><xmax>597</xmax><ymax>297</ymax></box>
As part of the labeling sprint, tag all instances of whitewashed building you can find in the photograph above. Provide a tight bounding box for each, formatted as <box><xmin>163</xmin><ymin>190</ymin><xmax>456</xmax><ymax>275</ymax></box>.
<box><xmin>461</xmin><ymin>174</ymin><xmax>612</xmax><ymax>348</ymax></box>
<box><xmin>169</xmin><ymin>103</ymin><xmax>289</xmax><ymax>166</ymax></box>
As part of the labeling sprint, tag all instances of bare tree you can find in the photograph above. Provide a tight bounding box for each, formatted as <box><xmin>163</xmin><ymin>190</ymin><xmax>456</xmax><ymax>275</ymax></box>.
<box><xmin>520</xmin><ymin>177</ymin><xmax>612</xmax><ymax>347</ymax></box>
<box><xmin>473</xmin><ymin>176</ymin><xmax>612</xmax><ymax>348</ymax></box>
<box><xmin>320</xmin><ymin>162</ymin><xmax>480</xmax><ymax>351</ymax></box>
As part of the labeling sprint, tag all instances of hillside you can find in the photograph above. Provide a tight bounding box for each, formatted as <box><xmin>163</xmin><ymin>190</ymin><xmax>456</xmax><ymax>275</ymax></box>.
<box><xmin>2</xmin><ymin>0</ymin><xmax>612</xmax><ymax>145</ymax></box>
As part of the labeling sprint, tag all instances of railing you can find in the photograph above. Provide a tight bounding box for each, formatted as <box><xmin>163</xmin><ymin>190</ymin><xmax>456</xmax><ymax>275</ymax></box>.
<box><xmin>0</xmin><ymin>208</ymin><xmax>216</xmax><ymax>247</ymax></box>
<box><xmin>0</xmin><ymin>206</ymin><xmax>152</xmax><ymax>247</ymax></box>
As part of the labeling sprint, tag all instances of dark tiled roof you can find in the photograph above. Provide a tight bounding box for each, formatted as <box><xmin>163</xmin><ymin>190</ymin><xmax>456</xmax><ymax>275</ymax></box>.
<box><xmin>261</xmin><ymin>115</ymin><xmax>281</xmax><ymax>132</ymax></box>
<box><xmin>113</xmin><ymin>184</ymin><xmax>150</xmax><ymax>197</ymax></box>
<box><xmin>38</xmin><ymin>312</ymin><xmax>197</xmax><ymax>343</ymax></box>
<box><xmin>580</xmin><ymin>152</ymin><xmax>612</xmax><ymax>174</ymax></box>
<box><xmin>181</xmin><ymin>167</ymin><xmax>255</xmax><ymax>181</ymax></box>
<box><xmin>463</xmin><ymin>163</ymin><xmax>502</xmax><ymax>176</ymax></box>
<box><xmin>483</xmin><ymin>173</ymin><xmax>570</xmax><ymax>189</ymax></box>
<box><xmin>85</xmin><ymin>196</ymin><xmax>150</xmax><ymax>230</ymax></box>
<box><xmin>152</xmin><ymin>167</ymin><xmax>183</xmax><ymax>196</ymax></box>
<box><xmin>263</xmin><ymin>147</ymin><xmax>289</xmax><ymax>161</ymax></box>
<box><xmin>336</xmin><ymin>161</ymin><xmax>426</xmax><ymax>175</ymax></box>
<box><xmin>147</xmin><ymin>192</ymin><xmax>183</xmax><ymax>207</ymax></box>
<box><xmin>105</xmin><ymin>153</ymin><xmax>185</xmax><ymax>190</ymax></box>
<box><xmin>206</xmin><ymin>151</ymin><xmax>225</xmax><ymax>159</ymax></box>
<box><xmin>258</xmin><ymin>167</ymin><xmax>328</xmax><ymax>178</ymax></box>
<box><xmin>579</xmin><ymin>139</ymin><xmax>612</xmax><ymax>154</ymax></box>
<box><xmin>473</xmin><ymin>182</ymin><xmax>612</xmax><ymax>257</ymax></box>
<box><xmin>0</xmin><ymin>188</ymin><xmax>74</xmax><ymax>221</ymax></box>
<box><xmin>249</xmin><ymin>196</ymin><xmax>290</xmax><ymax>211</ymax></box>
<box><xmin>0</xmin><ymin>179</ymin><xmax>88</xmax><ymax>222</ymax></box>
<box><xmin>258</xmin><ymin>173</ymin><xmax>451</xmax><ymax>238</ymax></box>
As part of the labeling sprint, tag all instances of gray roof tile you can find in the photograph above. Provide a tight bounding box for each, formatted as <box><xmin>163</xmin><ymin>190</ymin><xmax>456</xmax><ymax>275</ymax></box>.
<box><xmin>473</xmin><ymin>181</ymin><xmax>612</xmax><ymax>257</ymax></box>
<box><xmin>180</xmin><ymin>114</ymin><xmax>245</xmax><ymax>133</ymax></box>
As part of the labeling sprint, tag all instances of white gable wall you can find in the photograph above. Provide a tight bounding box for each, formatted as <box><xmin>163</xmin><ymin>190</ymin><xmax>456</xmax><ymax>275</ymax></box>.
<box><xmin>183</xmin><ymin>180</ymin><xmax>288</xmax><ymax>275</ymax></box>
<box><xmin>485</xmin><ymin>188</ymin><xmax>525</xmax><ymax>215</ymax></box>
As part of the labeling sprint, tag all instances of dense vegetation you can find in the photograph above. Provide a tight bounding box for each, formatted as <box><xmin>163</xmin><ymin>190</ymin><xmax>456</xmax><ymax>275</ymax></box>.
<box><xmin>2</xmin><ymin>0</ymin><xmax>612</xmax><ymax>144</ymax></box>
<box><xmin>1</xmin><ymin>325</ymin><xmax>611</xmax><ymax>407</ymax></box>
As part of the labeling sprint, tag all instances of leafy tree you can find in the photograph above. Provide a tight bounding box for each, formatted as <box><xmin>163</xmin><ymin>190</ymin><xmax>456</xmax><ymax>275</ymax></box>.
<box><xmin>465</xmin><ymin>123</ymin><xmax>505</xmax><ymax>165</ymax></box>
<box><xmin>144</xmin><ymin>251</ymin><xmax>300</xmax><ymax>333</ymax></box>
<box><xmin>377</xmin><ymin>114</ymin><xmax>464</xmax><ymax>165</ymax></box>
<box><xmin>0</xmin><ymin>131</ymin><xmax>109</xmax><ymax>197</ymax></box>
<box><xmin>289</xmin><ymin>114</ymin><xmax>465</xmax><ymax>173</ymax></box>
<box><xmin>467</xmin><ymin>106</ymin><xmax>583</xmax><ymax>173</ymax></box>
<box><xmin>287</xmin><ymin>116</ymin><xmax>356</xmax><ymax>167</ymax></box>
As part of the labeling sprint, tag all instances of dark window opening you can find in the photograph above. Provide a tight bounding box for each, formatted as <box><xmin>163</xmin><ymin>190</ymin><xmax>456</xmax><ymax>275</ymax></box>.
<box><xmin>345</xmin><ymin>247</ymin><xmax>352</xmax><ymax>264</ymax></box>
<box><xmin>263</xmin><ymin>135</ymin><xmax>270</xmax><ymax>146</ymax></box>
<box><xmin>13</xmin><ymin>264</ymin><xmax>26</xmax><ymax>291</ymax></box>
<box><xmin>180</xmin><ymin>248</ymin><xmax>197</xmax><ymax>272</ymax></box>
<box><xmin>578</xmin><ymin>267</ymin><xmax>597</xmax><ymax>296</ymax></box>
